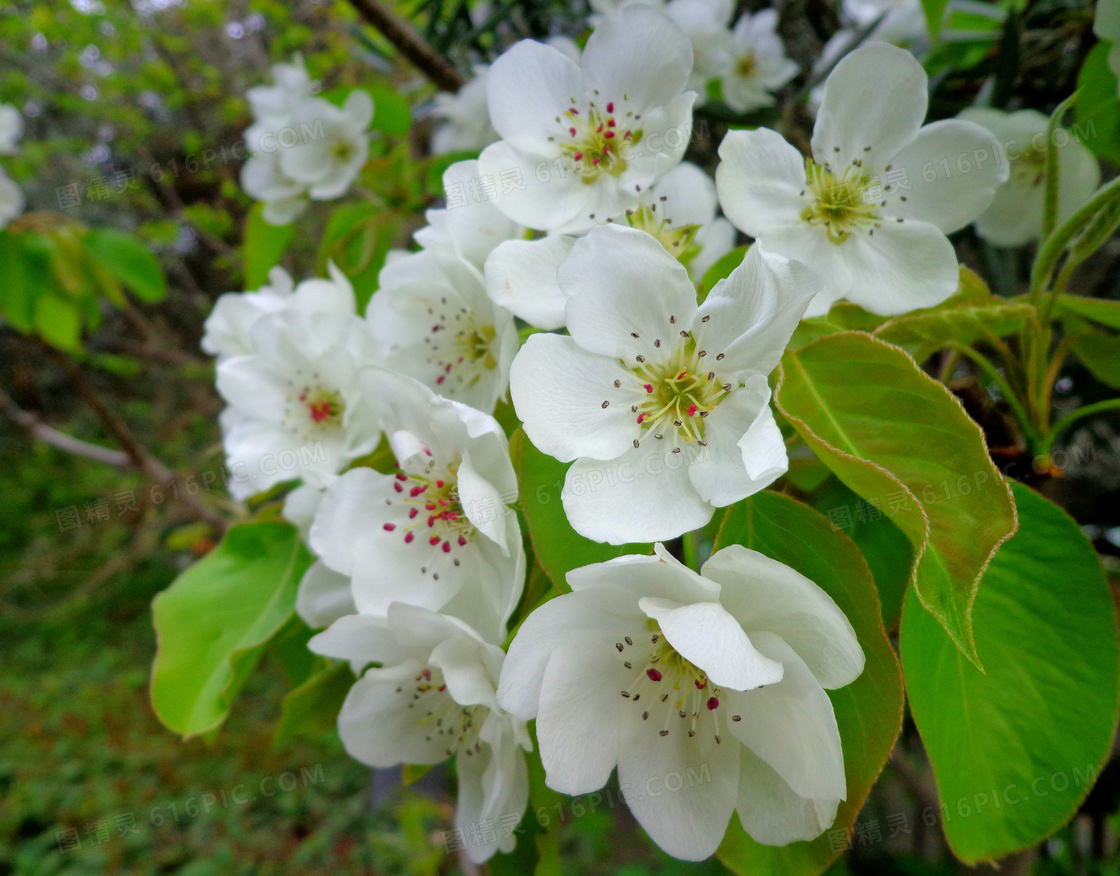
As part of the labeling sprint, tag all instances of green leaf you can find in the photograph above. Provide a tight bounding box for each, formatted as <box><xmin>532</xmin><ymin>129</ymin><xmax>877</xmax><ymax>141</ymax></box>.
<box><xmin>872</xmin><ymin>268</ymin><xmax>1035</xmax><ymax>352</ymax></box>
<box><xmin>151</xmin><ymin>521</ymin><xmax>311</xmax><ymax>738</ymax></box>
<box><xmin>274</xmin><ymin>659</ymin><xmax>353</xmax><ymax>746</ymax></box>
<box><xmin>318</xmin><ymin>202</ymin><xmax>399</xmax><ymax>310</ymax></box>
<box><xmin>775</xmin><ymin>332</ymin><xmax>1018</xmax><ymax>666</ymax></box>
<box><xmin>921</xmin><ymin>0</ymin><xmax>951</xmax><ymax>37</ymax></box>
<box><xmin>1069</xmin><ymin>322</ymin><xmax>1120</xmax><ymax>388</ymax></box>
<box><xmin>900</xmin><ymin>483</ymin><xmax>1119</xmax><ymax>864</ymax></box>
<box><xmin>1052</xmin><ymin>294</ymin><xmax>1120</xmax><ymax>330</ymax></box>
<box><xmin>714</xmin><ymin>491</ymin><xmax>903</xmax><ymax>876</ymax></box>
<box><xmin>364</xmin><ymin>83</ymin><xmax>412</xmax><ymax>138</ymax></box>
<box><xmin>809</xmin><ymin>476</ymin><xmax>913</xmax><ymax>632</ymax></box>
<box><xmin>510</xmin><ymin>427</ymin><xmax>650</xmax><ymax>592</ymax></box>
<box><xmin>84</xmin><ymin>227</ymin><xmax>168</xmax><ymax>303</ymax></box>
<box><xmin>242</xmin><ymin>202</ymin><xmax>294</xmax><ymax>289</ymax></box>
<box><xmin>34</xmin><ymin>293</ymin><xmax>83</xmax><ymax>350</ymax></box>
<box><xmin>1075</xmin><ymin>41</ymin><xmax>1120</xmax><ymax>167</ymax></box>
<box><xmin>0</xmin><ymin>230</ymin><xmax>49</xmax><ymax>331</ymax></box>
<box><xmin>698</xmin><ymin>244</ymin><xmax>748</xmax><ymax>298</ymax></box>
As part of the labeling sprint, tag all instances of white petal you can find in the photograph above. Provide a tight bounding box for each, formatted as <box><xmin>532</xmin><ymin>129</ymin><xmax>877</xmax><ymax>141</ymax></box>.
<box><xmin>716</xmin><ymin>128</ymin><xmax>807</xmax><ymax>236</ymax></box>
<box><xmin>652</xmin><ymin>161</ymin><xmax>718</xmax><ymax>225</ymax></box>
<box><xmin>811</xmin><ymin>43</ymin><xmax>928</xmax><ymax>169</ymax></box>
<box><xmin>487</xmin><ymin>40</ymin><xmax>582</xmax><ymax>153</ymax></box>
<box><xmin>562</xmin><ymin>224</ymin><xmax>698</xmax><ymax>360</ymax></box>
<box><xmin>337</xmin><ymin>662</ymin><xmax>457</xmax><ymax>767</ymax></box>
<box><xmin>566</xmin><ymin>545</ymin><xmax>721</xmax><ymax>603</ymax></box>
<box><xmin>638</xmin><ymin>597</ymin><xmax>784</xmax><ymax>689</ymax></box>
<box><xmin>308</xmin><ymin>613</ymin><xmax>393</xmax><ymax>665</ymax></box>
<box><xmin>295</xmin><ymin>560</ymin><xmax>356</xmax><ymax>630</ymax></box>
<box><xmin>581</xmin><ymin>5</ymin><xmax>694</xmax><ymax>112</ymax></box>
<box><xmin>840</xmin><ymin>217</ymin><xmax>959</xmax><ymax>315</ymax></box>
<box><xmin>886</xmin><ymin>119</ymin><xmax>1007</xmax><ymax>233</ymax></box>
<box><xmin>735</xmin><ymin>745</ymin><xmax>841</xmax><ymax>845</ymax></box>
<box><xmin>485</xmin><ymin>235</ymin><xmax>575</xmax><ymax>330</ymax></box>
<box><xmin>537</xmin><ymin>640</ymin><xmax>632</xmax><ymax>793</ymax></box>
<box><xmin>478</xmin><ymin>139</ymin><xmax>591</xmax><ymax>232</ymax></box>
<box><xmin>616</xmin><ymin>705</ymin><xmax>740</xmax><ymax>860</ymax></box>
<box><xmin>563</xmin><ymin>442</ymin><xmax>714</xmax><ymax>544</ymax></box>
<box><xmin>725</xmin><ymin>632</ymin><xmax>846</xmax><ymax>801</ymax></box>
<box><xmin>509</xmin><ymin>333</ymin><xmax>637</xmax><ymax>463</ymax></box>
<box><xmin>701</xmin><ymin>544</ymin><xmax>864</xmax><ymax>689</ymax></box>
<box><xmin>429</xmin><ymin>636</ymin><xmax>502</xmax><ymax>710</ymax></box>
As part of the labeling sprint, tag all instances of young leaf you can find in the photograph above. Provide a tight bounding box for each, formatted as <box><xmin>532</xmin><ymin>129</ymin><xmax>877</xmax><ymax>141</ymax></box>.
<box><xmin>243</xmin><ymin>201</ymin><xmax>294</xmax><ymax>289</ymax></box>
<box><xmin>151</xmin><ymin>521</ymin><xmax>311</xmax><ymax>738</ymax></box>
<box><xmin>714</xmin><ymin>491</ymin><xmax>903</xmax><ymax>876</ymax></box>
<box><xmin>84</xmin><ymin>228</ymin><xmax>168</xmax><ymax>303</ymax></box>
<box><xmin>775</xmin><ymin>332</ymin><xmax>1018</xmax><ymax>666</ymax></box>
<box><xmin>510</xmin><ymin>427</ymin><xmax>650</xmax><ymax>592</ymax></box>
<box><xmin>901</xmin><ymin>483</ymin><xmax>1119</xmax><ymax>864</ymax></box>
<box><xmin>274</xmin><ymin>659</ymin><xmax>353</xmax><ymax>746</ymax></box>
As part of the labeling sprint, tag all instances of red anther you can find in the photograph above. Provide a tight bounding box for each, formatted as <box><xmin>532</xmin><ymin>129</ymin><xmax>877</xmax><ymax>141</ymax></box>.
<box><xmin>644</xmin><ymin>384</ymin><xmax>654</xmax><ymax>393</ymax></box>
<box><xmin>637</xmin><ymin>413</ymin><xmax>646</xmax><ymax>424</ymax></box>
<box><xmin>458</xmin><ymin>535</ymin><xmax>467</xmax><ymax>546</ymax></box>
<box><xmin>678</xmin><ymin>370</ymin><xmax>687</xmax><ymax>379</ymax></box>
<box><xmin>428</xmin><ymin>516</ymin><xmax>435</xmax><ymax>527</ymax></box>
<box><xmin>444</xmin><ymin>363</ymin><xmax>453</xmax><ymax>373</ymax></box>
<box><xmin>608</xmin><ymin>118</ymin><xmax>616</xmax><ymax>127</ymax></box>
<box><xmin>409</xmin><ymin>508</ymin><xmax>419</xmax><ymax>519</ymax></box>
<box><xmin>394</xmin><ymin>482</ymin><xmax>404</xmax><ymax>493</ymax></box>
<box><xmin>569</xmin><ymin>127</ymin><xmax>576</xmax><ymax>136</ymax></box>
<box><xmin>574</xmin><ymin>152</ymin><xmax>583</xmax><ymax>161</ymax></box>
<box><xmin>597</xmin><ymin>123</ymin><xmax>603</xmax><ymax>132</ymax></box>
<box><xmin>410</xmin><ymin>486</ymin><xmax>427</xmax><ymax>497</ymax></box>
<box><xmin>695</xmin><ymin>678</ymin><xmax>706</xmax><ymax>690</ymax></box>
<box><xmin>432</xmin><ymin>325</ymin><xmax>440</xmax><ymax>332</ymax></box>
<box><xmin>604</xmin><ymin>131</ymin><xmax>615</xmax><ymax>139</ymax></box>
<box><xmin>436</xmin><ymin>375</ymin><xmax>445</xmax><ymax>385</ymax></box>
<box><xmin>421</xmin><ymin>668</ymin><xmax>431</xmax><ymax>679</ymax></box>
<box><xmin>383</xmin><ymin>523</ymin><xmax>396</xmax><ymax>531</ymax></box>
<box><xmin>646</xmin><ymin>668</ymin><xmax>662</xmax><ymax>682</ymax></box>
<box><xmin>706</xmin><ymin>697</ymin><xmax>719</xmax><ymax>711</ymax></box>
<box><xmin>442</xmin><ymin>541</ymin><xmax>451</xmax><ymax>553</ymax></box>
<box><xmin>395</xmin><ymin>473</ymin><xmax>408</xmax><ymax>481</ymax></box>
<box><xmin>687</xmin><ymin>404</ymin><xmax>698</xmax><ymax>417</ymax></box>
<box><xmin>404</xmin><ymin>531</ymin><xmax>415</xmax><ymax>543</ymax></box>
<box><xmin>436</xmin><ymin>480</ymin><xmax>445</xmax><ymax>488</ymax></box>
<box><xmin>429</xmin><ymin>535</ymin><xmax>441</xmax><ymax>546</ymax></box>
<box><xmin>606</xmin><ymin>101</ymin><xmax>614</xmax><ymax>112</ymax></box>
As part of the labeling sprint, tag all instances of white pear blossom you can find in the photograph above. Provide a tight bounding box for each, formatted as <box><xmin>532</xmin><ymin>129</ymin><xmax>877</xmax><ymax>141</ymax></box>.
<box><xmin>311</xmin><ymin>602</ymin><xmax>531</xmax><ymax>863</ymax></box>
<box><xmin>716</xmin><ymin>43</ymin><xmax>1007</xmax><ymax>316</ymax></box>
<box><xmin>478</xmin><ymin>6</ymin><xmax>697</xmax><ymax>234</ymax></box>
<box><xmin>0</xmin><ymin>103</ymin><xmax>23</xmax><ymax>229</ymax></box>
<box><xmin>216</xmin><ymin>307</ymin><xmax>382</xmax><ymax>499</ymax></box>
<box><xmin>1096</xmin><ymin>0</ymin><xmax>1120</xmax><ymax>93</ymax></box>
<box><xmin>486</xmin><ymin>162</ymin><xmax>733</xmax><ymax>330</ymax></box>
<box><xmin>509</xmin><ymin>224</ymin><xmax>819</xmax><ymax>544</ymax></box>
<box><xmin>366</xmin><ymin>248</ymin><xmax>518</xmax><ymax>413</ymax></box>
<box><xmin>956</xmin><ymin>108</ymin><xmax>1101</xmax><ymax>248</ymax></box>
<box><xmin>498</xmin><ymin>543</ymin><xmax>864</xmax><ymax>859</ymax></box>
<box><xmin>414</xmin><ymin>160</ymin><xmax>523</xmax><ymax>271</ymax></box>
<box><xmin>663</xmin><ymin>0</ymin><xmax>734</xmax><ymax>100</ymax></box>
<box><xmin>431</xmin><ymin>65</ymin><xmax>500</xmax><ymax>155</ymax></box>
<box><xmin>717</xmin><ymin>10</ymin><xmax>799</xmax><ymax>113</ymax></box>
<box><xmin>240</xmin><ymin>58</ymin><xmax>373</xmax><ymax>225</ymax></box>
<box><xmin>0</xmin><ymin>103</ymin><xmax>23</xmax><ymax>155</ymax></box>
<box><xmin>589</xmin><ymin>0</ymin><xmax>668</xmax><ymax>27</ymax></box>
<box><xmin>309</xmin><ymin>368</ymin><xmax>525</xmax><ymax>644</ymax></box>
<box><xmin>202</xmin><ymin>263</ymin><xmax>358</xmax><ymax>361</ymax></box>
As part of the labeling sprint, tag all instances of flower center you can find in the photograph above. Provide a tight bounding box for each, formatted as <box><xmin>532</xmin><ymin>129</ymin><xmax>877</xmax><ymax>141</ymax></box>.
<box><xmin>801</xmin><ymin>158</ymin><xmax>882</xmax><ymax>244</ymax></box>
<box><xmin>400</xmin><ymin>666</ymin><xmax>485</xmax><ymax>759</ymax></box>
<box><xmin>1011</xmin><ymin>147</ymin><xmax>1046</xmax><ymax>188</ymax></box>
<box><xmin>427</xmin><ymin>306</ymin><xmax>498</xmax><ymax>392</ymax></box>
<box><xmin>735</xmin><ymin>54</ymin><xmax>757</xmax><ymax>78</ymax></box>
<box><xmin>625</xmin><ymin>203</ymin><xmax>701</xmax><ymax>266</ymax></box>
<box><xmin>555</xmin><ymin>98</ymin><xmax>640</xmax><ymax>181</ymax></box>
<box><xmin>628</xmin><ymin>336</ymin><xmax>730</xmax><ymax>452</ymax></box>
<box><xmin>289</xmin><ymin>384</ymin><xmax>345</xmax><ymax>435</ymax></box>
<box><xmin>616</xmin><ymin>623</ymin><xmax>740</xmax><ymax>744</ymax></box>
<box><xmin>388</xmin><ymin>451</ymin><xmax>477</xmax><ymax>556</ymax></box>
<box><xmin>332</xmin><ymin>139</ymin><xmax>355</xmax><ymax>164</ymax></box>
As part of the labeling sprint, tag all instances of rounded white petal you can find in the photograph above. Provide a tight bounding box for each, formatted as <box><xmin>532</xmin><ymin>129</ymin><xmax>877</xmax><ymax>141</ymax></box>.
<box><xmin>487</xmin><ymin>40</ymin><xmax>583</xmax><ymax>153</ymax></box>
<box><xmin>716</xmin><ymin>128</ymin><xmax>807</xmax><ymax>236</ymax></box>
<box><xmin>295</xmin><ymin>560</ymin><xmax>356</xmax><ymax>630</ymax></box>
<box><xmin>735</xmin><ymin>745</ymin><xmax>841</xmax><ymax>845</ymax></box>
<box><xmin>484</xmin><ymin>235</ymin><xmax>575</xmax><ymax>330</ymax></box>
<box><xmin>811</xmin><ymin>43</ymin><xmax>928</xmax><ymax>169</ymax></box>
<box><xmin>701</xmin><ymin>544</ymin><xmax>865</xmax><ymax>689</ymax></box>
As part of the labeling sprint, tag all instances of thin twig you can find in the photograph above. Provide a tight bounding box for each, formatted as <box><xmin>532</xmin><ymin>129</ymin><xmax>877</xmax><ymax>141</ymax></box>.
<box><xmin>347</xmin><ymin>0</ymin><xmax>464</xmax><ymax>92</ymax></box>
<box><xmin>0</xmin><ymin>386</ymin><xmax>130</xmax><ymax>468</ymax></box>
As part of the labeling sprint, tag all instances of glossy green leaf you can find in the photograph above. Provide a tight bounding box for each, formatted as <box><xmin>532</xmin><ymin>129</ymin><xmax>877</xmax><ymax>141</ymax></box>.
<box><xmin>34</xmin><ymin>293</ymin><xmax>82</xmax><ymax>350</ymax></box>
<box><xmin>1053</xmin><ymin>294</ymin><xmax>1120</xmax><ymax>330</ymax></box>
<box><xmin>84</xmin><ymin>227</ymin><xmax>168</xmax><ymax>303</ymax></box>
<box><xmin>242</xmin><ymin>201</ymin><xmax>293</xmax><ymax>289</ymax></box>
<box><xmin>274</xmin><ymin>658</ymin><xmax>353</xmax><ymax>746</ymax></box>
<box><xmin>714</xmin><ymin>491</ymin><xmax>903</xmax><ymax>876</ymax></box>
<box><xmin>510</xmin><ymin>427</ymin><xmax>650</xmax><ymax>592</ymax></box>
<box><xmin>0</xmin><ymin>230</ymin><xmax>49</xmax><ymax>331</ymax></box>
<box><xmin>1075</xmin><ymin>42</ymin><xmax>1120</xmax><ymax>167</ymax></box>
<box><xmin>698</xmin><ymin>244</ymin><xmax>747</xmax><ymax>297</ymax></box>
<box><xmin>151</xmin><ymin>521</ymin><xmax>311</xmax><ymax>738</ymax></box>
<box><xmin>901</xmin><ymin>483</ymin><xmax>1119</xmax><ymax>864</ymax></box>
<box><xmin>873</xmin><ymin>268</ymin><xmax>1035</xmax><ymax>351</ymax></box>
<box><xmin>775</xmin><ymin>332</ymin><xmax>1018</xmax><ymax>666</ymax></box>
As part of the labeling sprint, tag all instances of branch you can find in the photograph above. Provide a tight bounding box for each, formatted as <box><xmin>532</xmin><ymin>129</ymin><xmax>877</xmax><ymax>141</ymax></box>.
<box><xmin>346</xmin><ymin>0</ymin><xmax>464</xmax><ymax>92</ymax></box>
<box><xmin>0</xmin><ymin>386</ymin><xmax>130</xmax><ymax>468</ymax></box>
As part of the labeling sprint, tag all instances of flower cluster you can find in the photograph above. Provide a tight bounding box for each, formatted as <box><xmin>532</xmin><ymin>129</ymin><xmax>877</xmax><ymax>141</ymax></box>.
<box><xmin>212</xmin><ymin>1</ymin><xmax>1100</xmax><ymax>860</ymax></box>
<box><xmin>241</xmin><ymin>56</ymin><xmax>374</xmax><ymax>225</ymax></box>
<box><xmin>0</xmin><ymin>103</ymin><xmax>24</xmax><ymax>229</ymax></box>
